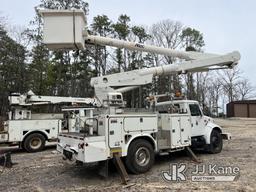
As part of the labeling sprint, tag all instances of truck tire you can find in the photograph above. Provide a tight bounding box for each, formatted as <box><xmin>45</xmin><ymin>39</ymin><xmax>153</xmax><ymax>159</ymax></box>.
<box><xmin>125</xmin><ymin>139</ymin><xmax>154</xmax><ymax>174</ymax></box>
<box><xmin>208</xmin><ymin>129</ymin><xmax>223</xmax><ymax>154</ymax></box>
<box><xmin>23</xmin><ymin>133</ymin><xmax>46</xmax><ymax>153</ymax></box>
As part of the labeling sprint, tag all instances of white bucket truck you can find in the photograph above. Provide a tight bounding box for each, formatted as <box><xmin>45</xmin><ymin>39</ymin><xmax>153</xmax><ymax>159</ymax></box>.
<box><xmin>0</xmin><ymin>90</ymin><xmax>96</xmax><ymax>152</ymax></box>
<box><xmin>39</xmin><ymin>9</ymin><xmax>239</xmax><ymax>173</ymax></box>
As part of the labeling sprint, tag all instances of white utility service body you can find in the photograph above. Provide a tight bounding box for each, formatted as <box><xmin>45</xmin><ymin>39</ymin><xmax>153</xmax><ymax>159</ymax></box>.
<box><xmin>39</xmin><ymin>9</ymin><xmax>239</xmax><ymax>173</ymax></box>
<box><xmin>57</xmin><ymin>99</ymin><xmax>230</xmax><ymax>174</ymax></box>
<box><xmin>58</xmin><ymin>112</ymin><xmax>159</xmax><ymax>163</ymax></box>
<box><xmin>57</xmin><ymin>111</ymin><xmax>192</xmax><ymax>162</ymax></box>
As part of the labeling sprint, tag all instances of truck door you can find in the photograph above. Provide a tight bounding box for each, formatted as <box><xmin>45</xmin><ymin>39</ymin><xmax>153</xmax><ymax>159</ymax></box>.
<box><xmin>189</xmin><ymin>103</ymin><xmax>205</xmax><ymax>137</ymax></box>
<box><xmin>108</xmin><ymin>117</ymin><xmax>123</xmax><ymax>148</ymax></box>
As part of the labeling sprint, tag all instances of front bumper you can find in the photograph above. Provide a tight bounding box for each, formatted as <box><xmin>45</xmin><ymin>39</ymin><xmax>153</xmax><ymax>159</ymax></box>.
<box><xmin>222</xmin><ymin>132</ymin><xmax>232</xmax><ymax>140</ymax></box>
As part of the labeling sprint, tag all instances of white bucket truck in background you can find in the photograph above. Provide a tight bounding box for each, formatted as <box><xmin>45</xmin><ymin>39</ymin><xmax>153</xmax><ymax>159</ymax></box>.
<box><xmin>0</xmin><ymin>91</ymin><xmax>96</xmax><ymax>152</ymax></box>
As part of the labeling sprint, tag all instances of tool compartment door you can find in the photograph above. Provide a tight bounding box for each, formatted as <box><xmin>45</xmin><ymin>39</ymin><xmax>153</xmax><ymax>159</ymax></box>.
<box><xmin>170</xmin><ymin>116</ymin><xmax>181</xmax><ymax>148</ymax></box>
<box><xmin>123</xmin><ymin>115</ymin><xmax>157</xmax><ymax>132</ymax></box>
<box><xmin>170</xmin><ymin>115</ymin><xmax>191</xmax><ymax>148</ymax></box>
<box><xmin>180</xmin><ymin>115</ymin><xmax>191</xmax><ymax>146</ymax></box>
<box><xmin>108</xmin><ymin>117</ymin><xmax>123</xmax><ymax>148</ymax></box>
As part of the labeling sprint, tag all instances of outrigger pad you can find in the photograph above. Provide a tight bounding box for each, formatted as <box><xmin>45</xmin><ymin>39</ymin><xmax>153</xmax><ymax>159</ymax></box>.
<box><xmin>0</xmin><ymin>152</ymin><xmax>13</xmax><ymax>168</ymax></box>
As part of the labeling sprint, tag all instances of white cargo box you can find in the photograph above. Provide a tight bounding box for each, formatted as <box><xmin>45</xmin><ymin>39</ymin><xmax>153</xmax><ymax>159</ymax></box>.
<box><xmin>40</xmin><ymin>9</ymin><xmax>87</xmax><ymax>50</ymax></box>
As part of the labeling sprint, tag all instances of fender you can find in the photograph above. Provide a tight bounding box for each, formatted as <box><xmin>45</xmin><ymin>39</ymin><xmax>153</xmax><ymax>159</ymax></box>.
<box><xmin>203</xmin><ymin>122</ymin><xmax>222</xmax><ymax>144</ymax></box>
<box><xmin>22</xmin><ymin>130</ymin><xmax>49</xmax><ymax>142</ymax></box>
<box><xmin>122</xmin><ymin>133</ymin><xmax>157</xmax><ymax>156</ymax></box>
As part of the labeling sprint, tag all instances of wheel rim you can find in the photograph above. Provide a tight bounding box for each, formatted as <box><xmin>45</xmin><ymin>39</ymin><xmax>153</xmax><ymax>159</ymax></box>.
<box><xmin>30</xmin><ymin>137</ymin><xmax>42</xmax><ymax>149</ymax></box>
<box><xmin>135</xmin><ymin>147</ymin><xmax>150</xmax><ymax>166</ymax></box>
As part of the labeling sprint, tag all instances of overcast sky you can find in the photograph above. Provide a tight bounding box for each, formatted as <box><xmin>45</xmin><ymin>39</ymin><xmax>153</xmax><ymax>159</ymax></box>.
<box><xmin>1</xmin><ymin>0</ymin><xmax>255</xmax><ymax>86</ymax></box>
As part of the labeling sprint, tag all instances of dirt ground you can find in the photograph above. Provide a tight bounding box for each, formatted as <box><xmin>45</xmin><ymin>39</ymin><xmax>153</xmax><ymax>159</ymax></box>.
<box><xmin>0</xmin><ymin>118</ymin><xmax>255</xmax><ymax>192</ymax></box>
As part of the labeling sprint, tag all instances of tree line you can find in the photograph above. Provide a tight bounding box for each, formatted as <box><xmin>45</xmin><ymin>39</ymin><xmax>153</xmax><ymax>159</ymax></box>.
<box><xmin>0</xmin><ymin>0</ymin><xmax>254</xmax><ymax>116</ymax></box>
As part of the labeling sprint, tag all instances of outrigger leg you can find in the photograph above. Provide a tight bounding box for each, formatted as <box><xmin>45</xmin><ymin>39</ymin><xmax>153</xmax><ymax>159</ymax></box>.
<box><xmin>185</xmin><ymin>147</ymin><xmax>202</xmax><ymax>163</ymax></box>
<box><xmin>113</xmin><ymin>153</ymin><xmax>130</xmax><ymax>185</ymax></box>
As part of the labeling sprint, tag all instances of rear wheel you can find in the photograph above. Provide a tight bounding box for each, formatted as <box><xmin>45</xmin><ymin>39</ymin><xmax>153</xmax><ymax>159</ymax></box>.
<box><xmin>208</xmin><ymin>129</ymin><xmax>223</xmax><ymax>154</ymax></box>
<box><xmin>125</xmin><ymin>139</ymin><xmax>154</xmax><ymax>174</ymax></box>
<box><xmin>23</xmin><ymin>133</ymin><xmax>46</xmax><ymax>153</ymax></box>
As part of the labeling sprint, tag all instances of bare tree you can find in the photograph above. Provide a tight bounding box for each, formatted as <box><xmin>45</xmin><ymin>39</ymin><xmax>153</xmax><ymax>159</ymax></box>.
<box><xmin>150</xmin><ymin>20</ymin><xmax>183</xmax><ymax>64</ymax></box>
<box><xmin>236</xmin><ymin>78</ymin><xmax>255</xmax><ymax>100</ymax></box>
<box><xmin>7</xmin><ymin>25</ymin><xmax>31</xmax><ymax>48</ymax></box>
<box><xmin>196</xmin><ymin>72</ymin><xmax>210</xmax><ymax>108</ymax></box>
<box><xmin>217</xmin><ymin>67</ymin><xmax>241</xmax><ymax>102</ymax></box>
<box><xmin>208</xmin><ymin>77</ymin><xmax>222</xmax><ymax>116</ymax></box>
<box><xmin>149</xmin><ymin>20</ymin><xmax>184</xmax><ymax>94</ymax></box>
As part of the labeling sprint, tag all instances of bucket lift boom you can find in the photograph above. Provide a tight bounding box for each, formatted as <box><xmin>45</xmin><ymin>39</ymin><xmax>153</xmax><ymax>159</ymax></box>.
<box><xmin>39</xmin><ymin>9</ymin><xmax>241</xmax><ymax>105</ymax></box>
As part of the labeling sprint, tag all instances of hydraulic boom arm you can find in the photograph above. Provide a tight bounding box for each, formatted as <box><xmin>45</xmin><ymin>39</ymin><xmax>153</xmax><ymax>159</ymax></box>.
<box><xmin>39</xmin><ymin>9</ymin><xmax>241</xmax><ymax>106</ymax></box>
<box><xmin>9</xmin><ymin>90</ymin><xmax>96</xmax><ymax>106</ymax></box>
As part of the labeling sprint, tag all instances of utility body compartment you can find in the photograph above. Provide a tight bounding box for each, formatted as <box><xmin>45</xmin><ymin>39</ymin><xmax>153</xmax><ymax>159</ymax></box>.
<box><xmin>157</xmin><ymin>114</ymin><xmax>191</xmax><ymax>149</ymax></box>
